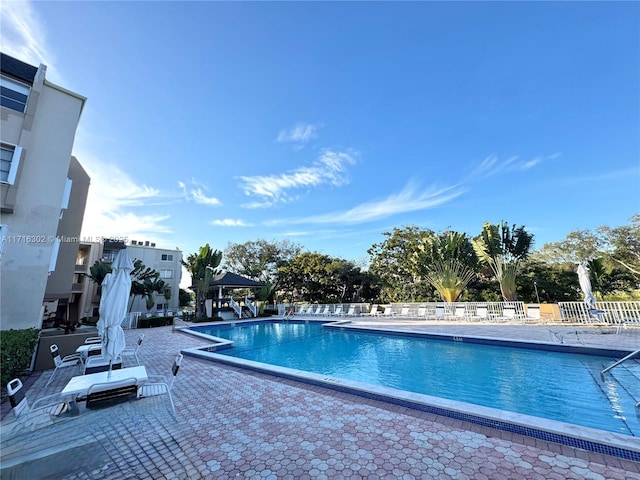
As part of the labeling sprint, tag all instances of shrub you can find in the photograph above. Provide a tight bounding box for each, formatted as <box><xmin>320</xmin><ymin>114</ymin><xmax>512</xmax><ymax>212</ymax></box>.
<box><xmin>0</xmin><ymin>328</ymin><xmax>39</xmax><ymax>388</ymax></box>
<box><xmin>136</xmin><ymin>316</ymin><xmax>174</xmax><ymax>329</ymax></box>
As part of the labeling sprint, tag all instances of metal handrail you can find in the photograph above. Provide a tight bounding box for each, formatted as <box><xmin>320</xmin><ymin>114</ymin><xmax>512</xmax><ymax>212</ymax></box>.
<box><xmin>600</xmin><ymin>349</ymin><xmax>640</xmax><ymax>381</ymax></box>
<box><xmin>229</xmin><ymin>296</ymin><xmax>242</xmax><ymax>318</ymax></box>
<box><xmin>245</xmin><ymin>296</ymin><xmax>257</xmax><ymax>317</ymax></box>
<box><xmin>172</xmin><ymin>317</ymin><xmax>191</xmax><ymax>332</ymax></box>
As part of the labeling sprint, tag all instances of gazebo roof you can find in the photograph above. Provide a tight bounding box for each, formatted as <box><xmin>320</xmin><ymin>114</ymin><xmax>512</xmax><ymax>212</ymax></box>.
<box><xmin>208</xmin><ymin>272</ymin><xmax>263</xmax><ymax>289</ymax></box>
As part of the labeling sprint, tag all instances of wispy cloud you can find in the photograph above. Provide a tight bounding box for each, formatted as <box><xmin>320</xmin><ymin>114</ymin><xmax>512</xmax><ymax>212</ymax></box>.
<box><xmin>0</xmin><ymin>1</ymin><xmax>64</xmax><ymax>83</ymax></box>
<box><xmin>178</xmin><ymin>180</ymin><xmax>222</xmax><ymax>206</ymax></box>
<box><xmin>266</xmin><ymin>183</ymin><xmax>465</xmax><ymax>226</ymax></box>
<box><xmin>210</xmin><ymin>219</ymin><xmax>251</xmax><ymax>227</ymax></box>
<box><xmin>276</xmin><ymin>122</ymin><xmax>319</xmax><ymax>145</ymax></box>
<box><xmin>238</xmin><ymin>149</ymin><xmax>357</xmax><ymax>207</ymax></box>
<box><xmin>465</xmin><ymin>153</ymin><xmax>562</xmax><ymax>181</ymax></box>
<box><xmin>79</xmin><ymin>154</ymin><xmax>172</xmax><ymax>238</ymax></box>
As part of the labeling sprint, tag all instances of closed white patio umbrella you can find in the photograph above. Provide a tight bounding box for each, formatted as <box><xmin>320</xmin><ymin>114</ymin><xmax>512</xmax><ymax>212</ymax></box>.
<box><xmin>97</xmin><ymin>249</ymin><xmax>134</xmax><ymax>375</ymax></box>
<box><xmin>577</xmin><ymin>262</ymin><xmax>596</xmax><ymax>308</ymax></box>
<box><xmin>577</xmin><ymin>261</ymin><xmax>606</xmax><ymax>318</ymax></box>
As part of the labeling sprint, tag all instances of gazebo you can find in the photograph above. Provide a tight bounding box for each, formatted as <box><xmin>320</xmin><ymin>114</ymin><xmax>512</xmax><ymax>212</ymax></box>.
<box><xmin>208</xmin><ymin>272</ymin><xmax>264</xmax><ymax>318</ymax></box>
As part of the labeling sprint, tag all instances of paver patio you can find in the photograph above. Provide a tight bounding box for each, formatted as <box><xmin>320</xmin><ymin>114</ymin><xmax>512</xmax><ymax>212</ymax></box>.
<box><xmin>1</xmin><ymin>319</ymin><xmax>639</xmax><ymax>479</ymax></box>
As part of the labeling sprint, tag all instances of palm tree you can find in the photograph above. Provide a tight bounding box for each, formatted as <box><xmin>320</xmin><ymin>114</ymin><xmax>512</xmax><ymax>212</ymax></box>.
<box><xmin>181</xmin><ymin>244</ymin><xmax>222</xmax><ymax>317</ymax></box>
<box><xmin>417</xmin><ymin>231</ymin><xmax>476</xmax><ymax>302</ymax></box>
<box><xmin>472</xmin><ymin>222</ymin><xmax>534</xmax><ymax>301</ymax></box>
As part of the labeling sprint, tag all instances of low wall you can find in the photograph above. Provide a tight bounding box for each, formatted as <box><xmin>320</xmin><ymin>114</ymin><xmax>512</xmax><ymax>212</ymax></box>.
<box><xmin>33</xmin><ymin>332</ymin><xmax>97</xmax><ymax>372</ymax></box>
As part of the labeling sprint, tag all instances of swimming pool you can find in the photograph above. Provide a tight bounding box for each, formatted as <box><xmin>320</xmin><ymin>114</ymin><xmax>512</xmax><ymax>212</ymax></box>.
<box><xmin>180</xmin><ymin>319</ymin><xmax>640</xmax><ymax>459</ymax></box>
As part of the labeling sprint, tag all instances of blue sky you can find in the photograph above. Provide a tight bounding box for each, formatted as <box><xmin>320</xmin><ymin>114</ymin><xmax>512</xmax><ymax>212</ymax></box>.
<box><xmin>2</xmin><ymin>1</ymin><xmax>639</xmax><ymax>275</ymax></box>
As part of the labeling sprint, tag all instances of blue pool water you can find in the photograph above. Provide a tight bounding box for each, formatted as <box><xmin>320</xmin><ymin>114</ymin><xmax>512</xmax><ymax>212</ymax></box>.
<box><xmin>192</xmin><ymin>320</ymin><xmax>640</xmax><ymax>436</ymax></box>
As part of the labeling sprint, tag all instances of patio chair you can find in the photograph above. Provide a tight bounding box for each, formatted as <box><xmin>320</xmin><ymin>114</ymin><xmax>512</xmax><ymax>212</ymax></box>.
<box><xmin>317</xmin><ymin>305</ymin><xmax>331</xmax><ymax>316</ymax></box>
<box><xmin>84</xmin><ymin>355</ymin><xmax>123</xmax><ymax>374</ymax></box>
<box><xmin>447</xmin><ymin>305</ymin><xmax>466</xmax><ymax>321</ymax></box>
<box><xmin>382</xmin><ymin>306</ymin><xmax>395</xmax><ymax>317</ymax></box>
<box><xmin>86</xmin><ymin>377</ymin><xmax>139</xmax><ymax>410</ymax></box>
<box><xmin>523</xmin><ymin>305</ymin><xmax>542</xmax><ymax>324</ymax></box>
<box><xmin>121</xmin><ymin>333</ymin><xmax>145</xmax><ymax>366</ymax></box>
<box><xmin>332</xmin><ymin>305</ymin><xmax>344</xmax><ymax>316</ymax></box>
<box><xmin>46</xmin><ymin>344</ymin><xmax>83</xmax><ymax>387</ymax></box>
<box><xmin>137</xmin><ymin>353</ymin><xmax>183</xmax><ymax>414</ymax></box>
<box><xmin>343</xmin><ymin>305</ymin><xmax>357</xmax><ymax>316</ymax></box>
<box><xmin>426</xmin><ymin>305</ymin><xmax>445</xmax><ymax>320</ymax></box>
<box><xmin>367</xmin><ymin>304</ymin><xmax>381</xmax><ymax>316</ymax></box>
<box><xmin>8</xmin><ymin>378</ymin><xmax>76</xmax><ymax>420</ymax></box>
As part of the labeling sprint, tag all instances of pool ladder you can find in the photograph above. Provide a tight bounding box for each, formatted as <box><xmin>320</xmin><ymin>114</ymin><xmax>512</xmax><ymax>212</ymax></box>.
<box><xmin>601</xmin><ymin>348</ymin><xmax>640</xmax><ymax>407</ymax></box>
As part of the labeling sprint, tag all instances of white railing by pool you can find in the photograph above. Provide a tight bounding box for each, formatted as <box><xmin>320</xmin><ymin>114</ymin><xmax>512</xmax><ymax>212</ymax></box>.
<box><xmin>245</xmin><ymin>296</ymin><xmax>257</xmax><ymax>317</ymax></box>
<box><xmin>558</xmin><ymin>301</ymin><xmax>640</xmax><ymax>328</ymax></box>
<box><xmin>229</xmin><ymin>296</ymin><xmax>242</xmax><ymax>318</ymax></box>
<box><xmin>276</xmin><ymin>301</ymin><xmax>640</xmax><ymax>329</ymax></box>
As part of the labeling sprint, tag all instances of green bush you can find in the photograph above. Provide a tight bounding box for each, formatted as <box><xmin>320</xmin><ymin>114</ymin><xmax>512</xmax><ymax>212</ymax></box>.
<box><xmin>0</xmin><ymin>328</ymin><xmax>39</xmax><ymax>388</ymax></box>
<box><xmin>137</xmin><ymin>316</ymin><xmax>173</xmax><ymax>329</ymax></box>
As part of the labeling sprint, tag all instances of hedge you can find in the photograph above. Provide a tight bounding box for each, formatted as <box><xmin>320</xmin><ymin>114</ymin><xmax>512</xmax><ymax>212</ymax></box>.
<box><xmin>136</xmin><ymin>316</ymin><xmax>174</xmax><ymax>329</ymax></box>
<box><xmin>1</xmin><ymin>328</ymin><xmax>39</xmax><ymax>388</ymax></box>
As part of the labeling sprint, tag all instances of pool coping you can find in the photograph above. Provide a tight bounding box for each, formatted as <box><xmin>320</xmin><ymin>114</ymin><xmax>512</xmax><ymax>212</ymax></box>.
<box><xmin>176</xmin><ymin>318</ymin><xmax>640</xmax><ymax>462</ymax></box>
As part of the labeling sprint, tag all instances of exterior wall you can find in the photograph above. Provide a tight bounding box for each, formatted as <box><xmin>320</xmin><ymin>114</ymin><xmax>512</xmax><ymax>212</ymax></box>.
<box><xmin>0</xmin><ymin>56</ymin><xmax>87</xmax><ymax>331</ymax></box>
<box><xmin>44</xmin><ymin>156</ymin><xmax>91</xmax><ymax>323</ymax></box>
<box><xmin>74</xmin><ymin>242</ymin><xmax>102</xmax><ymax>321</ymax></box>
<box><xmin>126</xmin><ymin>242</ymin><xmax>183</xmax><ymax>315</ymax></box>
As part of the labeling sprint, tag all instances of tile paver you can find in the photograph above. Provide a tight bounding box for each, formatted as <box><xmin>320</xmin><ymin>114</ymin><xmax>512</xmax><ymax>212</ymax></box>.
<box><xmin>1</xmin><ymin>318</ymin><xmax>639</xmax><ymax>479</ymax></box>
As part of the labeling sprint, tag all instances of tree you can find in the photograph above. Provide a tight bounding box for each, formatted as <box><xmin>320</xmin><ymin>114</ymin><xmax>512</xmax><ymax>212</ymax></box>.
<box><xmin>181</xmin><ymin>244</ymin><xmax>223</xmax><ymax>317</ymax></box>
<box><xmin>89</xmin><ymin>257</ymin><xmax>166</xmax><ymax>312</ymax></box>
<box><xmin>472</xmin><ymin>222</ymin><xmax>534</xmax><ymax>301</ymax></box>
<box><xmin>368</xmin><ymin>226</ymin><xmax>435</xmax><ymax>302</ymax></box>
<box><xmin>598</xmin><ymin>214</ymin><xmax>640</xmax><ymax>276</ymax></box>
<box><xmin>415</xmin><ymin>231</ymin><xmax>477</xmax><ymax>302</ymax></box>
<box><xmin>88</xmin><ymin>260</ymin><xmax>112</xmax><ymax>295</ymax></box>
<box><xmin>179</xmin><ymin>288</ymin><xmax>193</xmax><ymax>307</ymax></box>
<box><xmin>277</xmin><ymin>252</ymin><xmax>375</xmax><ymax>303</ymax></box>
<box><xmin>129</xmin><ymin>259</ymin><xmax>165</xmax><ymax>312</ymax></box>
<box><xmin>223</xmin><ymin>239</ymin><xmax>302</xmax><ymax>302</ymax></box>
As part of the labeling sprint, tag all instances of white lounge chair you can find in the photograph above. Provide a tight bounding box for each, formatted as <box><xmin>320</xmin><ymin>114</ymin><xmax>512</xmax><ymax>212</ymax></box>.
<box><xmin>138</xmin><ymin>353</ymin><xmax>183</xmax><ymax>414</ymax></box>
<box><xmin>343</xmin><ymin>305</ymin><xmax>357</xmax><ymax>316</ymax></box>
<box><xmin>332</xmin><ymin>305</ymin><xmax>344</xmax><ymax>316</ymax></box>
<box><xmin>122</xmin><ymin>334</ymin><xmax>145</xmax><ymax>366</ymax></box>
<box><xmin>523</xmin><ymin>305</ymin><xmax>542</xmax><ymax>324</ymax></box>
<box><xmin>382</xmin><ymin>306</ymin><xmax>395</xmax><ymax>317</ymax></box>
<box><xmin>8</xmin><ymin>378</ymin><xmax>76</xmax><ymax>420</ymax></box>
<box><xmin>46</xmin><ymin>345</ymin><xmax>83</xmax><ymax>387</ymax></box>
<box><xmin>367</xmin><ymin>304</ymin><xmax>381</xmax><ymax>316</ymax></box>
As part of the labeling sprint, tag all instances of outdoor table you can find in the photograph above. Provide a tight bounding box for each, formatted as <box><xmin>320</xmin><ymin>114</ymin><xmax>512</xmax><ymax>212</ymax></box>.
<box><xmin>60</xmin><ymin>366</ymin><xmax>148</xmax><ymax>414</ymax></box>
<box><xmin>76</xmin><ymin>344</ymin><xmax>102</xmax><ymax>359</ymax></box>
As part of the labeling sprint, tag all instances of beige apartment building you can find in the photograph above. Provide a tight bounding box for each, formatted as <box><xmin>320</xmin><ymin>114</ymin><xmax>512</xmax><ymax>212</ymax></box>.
<box><xmin>1</xmin><ymin>53</ymin><xmax>88</xmax><ymax>331</ymax></box>
<box><xmin>72</xmin><ymin>240</ymin><xmax>183</xmax><ymax>323</ymax></box>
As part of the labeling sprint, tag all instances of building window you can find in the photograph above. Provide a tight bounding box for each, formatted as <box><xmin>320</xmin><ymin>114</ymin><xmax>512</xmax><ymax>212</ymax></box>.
<box><xmin>102</xmin><ymin>249</ymin><xmax>117</xmax><ymax>262</ymax></box>
<box><xmin>1</xmin><ymin>143</ymin><xmax>22</xmax><ymax>184</ymax></box>
<box><xmin>161</xmin><ymin>254</ymin><xmax>173</xmax><ymax>261</ymax></box>
<box><xmin>1</xmin><ymin>75</ymin><xmax>30</xmax><ymax>113</ymax></box>
<box><xmin>160</xmin><ymin>269</ymin><xmax>174</xmax><ymax>279</ymax></box>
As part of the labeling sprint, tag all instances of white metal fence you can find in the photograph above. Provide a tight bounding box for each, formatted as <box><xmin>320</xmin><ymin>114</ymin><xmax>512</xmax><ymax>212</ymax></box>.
<box><xmin>558</xmin><ymin>301</ymin><xmax>640</xmax><ymax>329</ymax></box>
<box><xmin>277</xmin><ymin>301</ymin><xmax>640</xmax><ymax>329</ymax></box>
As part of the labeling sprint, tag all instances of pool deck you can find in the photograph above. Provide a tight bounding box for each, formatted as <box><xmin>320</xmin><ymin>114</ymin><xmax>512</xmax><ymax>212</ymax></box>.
<box><xmin>2</xmin><ymin>318</ymin><xmax>640</xmax><ymax>479</ymax></box>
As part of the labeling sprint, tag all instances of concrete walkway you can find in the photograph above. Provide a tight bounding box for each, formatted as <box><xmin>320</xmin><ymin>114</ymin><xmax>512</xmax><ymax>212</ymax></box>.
<box><xmin>1</xmin><ymin>320</ymin><xmax>639</xmax><ymax>479</ymax></box>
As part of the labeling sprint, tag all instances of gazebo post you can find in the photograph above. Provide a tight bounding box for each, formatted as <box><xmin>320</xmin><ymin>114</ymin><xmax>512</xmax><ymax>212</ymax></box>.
<box><xmin>218</xmin><ymin>286</ymin><xmax>222</xmax><ymax>309</ymax></box>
